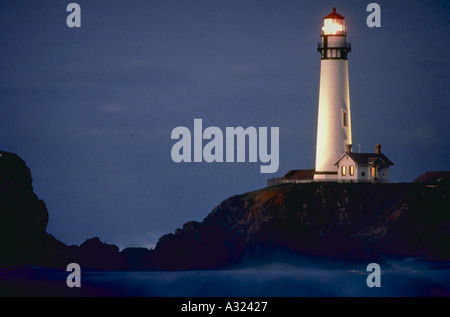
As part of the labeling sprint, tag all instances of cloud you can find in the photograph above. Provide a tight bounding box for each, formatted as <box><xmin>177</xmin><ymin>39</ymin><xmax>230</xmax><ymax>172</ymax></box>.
<box><xmin>230</xmin><ymin>63</ymin><xmax>262</xmax><ymax>78</ymax></box>
<box><xmin>103</xmin><ymin>104</ymin><xmax>122</xmax><ymax>112</ymax></box>
<box><xmin>4</xmin><ymin>59</ymin><xmax>191</xmax><ymax>90</ymax></box>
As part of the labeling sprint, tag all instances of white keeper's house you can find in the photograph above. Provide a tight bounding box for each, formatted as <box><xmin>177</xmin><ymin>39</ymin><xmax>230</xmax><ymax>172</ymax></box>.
<box><xmin>334</xmin><ymin>144</ymin><xmax>394</xmax><ymax>183</ymax></box>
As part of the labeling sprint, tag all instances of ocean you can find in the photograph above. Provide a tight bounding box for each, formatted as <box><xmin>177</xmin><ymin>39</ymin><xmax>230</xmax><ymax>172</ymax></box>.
<box><xmin>1</xmin><ymin>258</ymin><xmax>449</xmax><ymax>297</ymax></box>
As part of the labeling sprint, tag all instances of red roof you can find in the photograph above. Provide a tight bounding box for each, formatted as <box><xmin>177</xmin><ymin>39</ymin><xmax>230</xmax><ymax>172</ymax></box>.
<box><xmin>324</xmin><ymin>7</ymin><xmax>345</xmax><ymax>20</ymax></box>
<box><xmin>413</xmin><ymin>171</ymin><xmax>450</xmax><ymax>183</ymax></box>
<box><xmin>282</xmin><ymin>169</ymin><xmax>315</xmax><ymax>180</ymax></box>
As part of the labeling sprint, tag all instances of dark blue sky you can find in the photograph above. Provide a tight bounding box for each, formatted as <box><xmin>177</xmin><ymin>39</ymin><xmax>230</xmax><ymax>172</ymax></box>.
<box><xmin>1</xmin><ymin>0</ymin><xmax>449</xmax><ymax>248</ymax></box>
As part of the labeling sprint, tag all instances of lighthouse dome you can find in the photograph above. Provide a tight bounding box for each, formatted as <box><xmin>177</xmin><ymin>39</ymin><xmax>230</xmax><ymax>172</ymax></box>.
<box><xmin>324</xmin><ymin>7</ymin><xmax>345</xmax><ymax>20</ymax></box>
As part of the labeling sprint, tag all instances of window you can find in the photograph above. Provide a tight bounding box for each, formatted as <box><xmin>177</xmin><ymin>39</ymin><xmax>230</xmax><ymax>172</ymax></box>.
<box><xmin>349</xmin><ymin>165</ymin><xmax>354</xmax><ymax>176</ymax></box>
<box><xmin>342</xmin><ymin>109</ymin><xmax>348</xmax><ymax>127</ymax></box>
<box><xmin>361</xmin><ymin>171</ymin><xmax>365</xmax><ymax>177</ymax></box>
<box><xmin>341</xmin><ymin>165</ymin><xmax>346</xmax><ymax>176</ymax></box>
<box><xmin>371</xmin><ymin>165</ymin><xmax>377</xmax><ymax>178</ymax></box>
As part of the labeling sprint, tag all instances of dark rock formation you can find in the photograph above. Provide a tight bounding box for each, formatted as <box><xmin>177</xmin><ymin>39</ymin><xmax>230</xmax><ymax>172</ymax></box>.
<box><xmin>0</xmin><ymin>151</ymin><xmax>127</xmax><ymax>270</ymax></box>
<box><xmin>69</xmin><ymin>237</ymin><xmax>125</xmax><ymax>270</ymax></box>
<box><xmin>120</xmin><ymin>247</ymin><xmax>152</xmax><ymax>271</ymax></box>
<box><xmin>0</xmin><ymin>151</ymin><xmax>63</xmax><ymax>267</ymax></box>
<box><xmin>149</xmin><ymin>182</ymin><xmax>450</xmax><ymax>270</ymax></box>
<box><xmin>0</xmin><ymin>150</ymin><xmax>448</xmax><ymax>272</ymax></box>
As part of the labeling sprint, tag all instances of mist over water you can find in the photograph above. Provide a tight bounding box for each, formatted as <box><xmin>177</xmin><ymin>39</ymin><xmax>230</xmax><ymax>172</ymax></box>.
<box><xmin>78</xmin><ymin>259</ymin><xmax>450</xmax><ymax>297</ymax></box>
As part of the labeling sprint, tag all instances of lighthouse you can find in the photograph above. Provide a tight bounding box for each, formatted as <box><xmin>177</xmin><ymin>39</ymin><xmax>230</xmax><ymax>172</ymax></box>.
<box><xmin>266</xmin><ymin>7</ymin><xmax>394</xmax><ymax>187</ymax></box>
<box><xmin>314</xmin><ymin>8</ymin><xmax>352</xmax><ymax>181</ymax></box>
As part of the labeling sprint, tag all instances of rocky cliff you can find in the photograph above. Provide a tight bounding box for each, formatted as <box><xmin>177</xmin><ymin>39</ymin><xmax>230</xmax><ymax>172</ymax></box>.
<box><xmin>0</xmin><ymin>151</ymin><xmax>449</xmax><ymax>271</ymax></box>
<box><xmin>0</xmin><ymin>151</ymin><xmax>67</xmax><ymax>267</ymax></box>
<box><xmin>0</xmin><ymin>151</ymin><xmax>127</xmax><ymax>270</ymax></box>
<box><xmin>149</xmin><ymin>181</ymin><xmax>450</xmax><ymax>270</ymax></box>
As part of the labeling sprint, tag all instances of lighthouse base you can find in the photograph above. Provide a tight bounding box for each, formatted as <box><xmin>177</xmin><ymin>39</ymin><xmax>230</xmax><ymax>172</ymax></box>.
<box><xmin>313</xmin><ymin>171</ymin><xmax>338</xmax><ymax>181</ymax></box>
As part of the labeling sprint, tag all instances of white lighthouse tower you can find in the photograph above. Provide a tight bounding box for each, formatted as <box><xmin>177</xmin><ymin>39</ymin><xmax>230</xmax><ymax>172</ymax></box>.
<box><xmin>266</xmin><ymin>8</ymin><xmax>394</xmax><ymax>187</ymax></box>
<box><xmin>314</xmin><ymin>8</ymin><xmax>352</xmax><ymax>181</ymax></box>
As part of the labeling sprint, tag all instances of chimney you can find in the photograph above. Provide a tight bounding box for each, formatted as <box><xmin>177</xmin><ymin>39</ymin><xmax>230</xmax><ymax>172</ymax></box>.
<box><xmin>345</xmin><ymin>144</ymin><xmax>352</xmax><ymax>153</ymax></box>
<box><xmin>375</xmin><ymin>144</ymin><xmax>381</xmax><ymax>155</ymax></box>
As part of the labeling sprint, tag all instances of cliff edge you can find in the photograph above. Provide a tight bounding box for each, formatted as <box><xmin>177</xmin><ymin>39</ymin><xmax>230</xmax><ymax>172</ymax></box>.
<box><xmin>149</xmin><ymin>181</ymin><xmax>450</xmax><ymax>269</ymax></box>
<box><xmin>0</xmin><ymin>150</ymin><xmax>448</xmax><ymax>271</ymax></box>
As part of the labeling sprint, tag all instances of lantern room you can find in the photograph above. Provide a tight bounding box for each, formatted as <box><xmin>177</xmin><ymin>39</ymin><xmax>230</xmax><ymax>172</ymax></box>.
<box><xmin>321</xmin><ymin>7</ymin><xmax>346</xmax><ymax>36</ymax></box>
<box><xmin>317</xmin><ymin>8</ymin><xmax>351</xmax><ymax>60</ymax></box>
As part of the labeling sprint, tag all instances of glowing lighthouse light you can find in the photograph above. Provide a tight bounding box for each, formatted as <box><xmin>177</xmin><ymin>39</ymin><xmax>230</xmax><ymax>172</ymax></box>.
<box><xmin>322</xmin><ymin>19</ymin><xmax>344</xmax><ymax>35</ymax></box>
<box><xmin>321</xmin><ymin>7</ymin><xmax>346</xmax><ymax>35</ymax></box>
